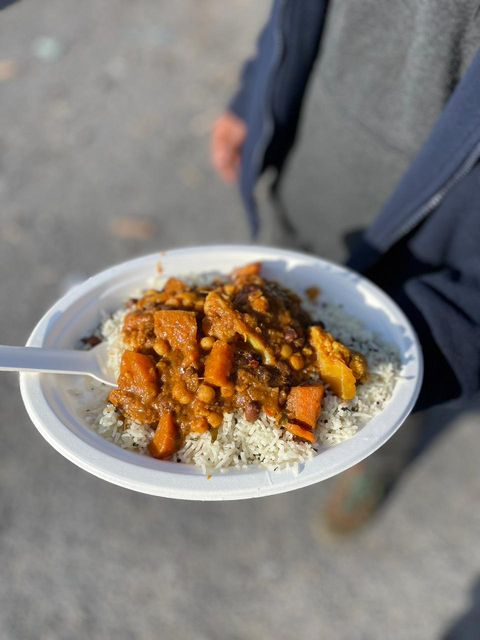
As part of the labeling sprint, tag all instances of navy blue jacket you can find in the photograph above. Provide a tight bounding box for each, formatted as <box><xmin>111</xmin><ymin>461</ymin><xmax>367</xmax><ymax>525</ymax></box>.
<box><xmin>229</xmin><ymin>0</ymin><xmax>480</xmax><ymax>410</ymax></box>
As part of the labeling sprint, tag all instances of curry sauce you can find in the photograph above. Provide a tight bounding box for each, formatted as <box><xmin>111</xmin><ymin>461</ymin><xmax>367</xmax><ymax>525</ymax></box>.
<box><xmin>108</xmin><ymin>263</ymin><xmax>367</xmax><ymax>459</ymax></box>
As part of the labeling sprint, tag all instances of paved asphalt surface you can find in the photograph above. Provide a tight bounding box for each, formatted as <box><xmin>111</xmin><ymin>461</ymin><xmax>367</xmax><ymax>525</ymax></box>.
<box><xmin>1</xmin><ymin>2</ymin><xmax>480</xmax><ymax>639</ymax></box>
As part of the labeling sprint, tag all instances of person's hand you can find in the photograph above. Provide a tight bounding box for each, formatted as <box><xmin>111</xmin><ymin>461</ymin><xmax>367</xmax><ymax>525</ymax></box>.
<box><xmin>211</xmin><ymin>112</ymin><xmax>247</xmax><ymax>183</ymax></box>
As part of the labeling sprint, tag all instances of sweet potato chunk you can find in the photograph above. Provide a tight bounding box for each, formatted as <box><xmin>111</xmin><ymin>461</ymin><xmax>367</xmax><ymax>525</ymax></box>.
<box><xmin>204</xmin><ymin>340</ymin><xmax>234</xmax><ymax>388</ymax></box>
<box><xmin>116</xmin><ymin>351</ymin><xmax>159</xmax><ymax>404</ymax></box>
<box><xmin>232</xmin><ymin>262</ymin><xmax>262</xmax><ymax>279</ymax></box>
<box><xmin>123</xmin><ymin>310</ymin><xmax>155</xmax><ymax>349</ymax></box>
<box><xmin>309</xmin><ymin>326</ymin><xmax>358</xmax><ymax>401</ymax></box>
<box><xmin>108</xmin><ymin>351</ymin><xmax>159</xmax><ymax>424</ymax></box>
<box><xmin>285</xmin><ymin>422</ymin><xmax>316</xmax><ymax>444</ymax></box>
<box><xmin>154</xmin><ymin>309</ymin><xmax>199</xmax><ymax>364</ymax></box>
<box><xmin>286</xmin><ymin>385</ymin><xmax>324</xmax><ymax>429</ymax></box>
<box><xmin>149</xmin><ymin>412</ymin><xmax>179</xmax><ymax>459</ymax></box>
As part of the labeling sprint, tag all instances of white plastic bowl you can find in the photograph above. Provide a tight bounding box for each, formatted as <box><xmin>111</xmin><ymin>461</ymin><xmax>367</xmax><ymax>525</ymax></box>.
<box><xmin>20</xmin><ymin>245</ymin><xmax>423</xmax><ymax>500</ymax></box>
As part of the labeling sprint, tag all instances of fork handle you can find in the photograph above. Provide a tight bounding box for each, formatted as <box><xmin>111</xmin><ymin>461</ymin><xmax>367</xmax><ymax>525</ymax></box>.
<box><xmin>0</xmin><ymin>345</ymin><xmax>91</xmax><ymax>375</ymax></box>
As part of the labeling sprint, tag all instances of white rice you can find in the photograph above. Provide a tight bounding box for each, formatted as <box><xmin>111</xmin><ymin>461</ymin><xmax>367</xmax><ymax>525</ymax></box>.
<box><xmin>74</xmin><ymin>293</ymin><xmax>400</xmax><ymax>474</ymax></box>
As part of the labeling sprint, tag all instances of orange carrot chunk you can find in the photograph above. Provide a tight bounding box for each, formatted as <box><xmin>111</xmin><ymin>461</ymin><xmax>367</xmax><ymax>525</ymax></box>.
<box><xmin>149</xmin><ymin>412</ymin><xmax>179</xmax><ymax>459</ymax></box>
<box><xmin>204</xmin><ymin>340</ymin><xmax>234</xmax><ymax>388</ymax></box>
<box><xmin>284</xmin><ymin>422</ymin><xmax>316</xmax><ymax>444</ymax></box>
<box><xmin>286</xmin><ymin>385</ymin><xmax>324</xmax><ymax>429</ymax></box>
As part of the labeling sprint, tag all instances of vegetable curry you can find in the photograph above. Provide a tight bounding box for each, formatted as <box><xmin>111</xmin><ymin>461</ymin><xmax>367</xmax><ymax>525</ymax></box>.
<box><xmin>108</xmin><ymin>263</ymin><xmax>368</xmax><ymax>459</ymax></box>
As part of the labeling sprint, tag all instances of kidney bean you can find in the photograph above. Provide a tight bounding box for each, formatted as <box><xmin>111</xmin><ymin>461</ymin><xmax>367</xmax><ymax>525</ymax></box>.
<box><xmin>244</xmin><ymin>401</ymin><xmax>261</xmax><ymax>423</ymax></box>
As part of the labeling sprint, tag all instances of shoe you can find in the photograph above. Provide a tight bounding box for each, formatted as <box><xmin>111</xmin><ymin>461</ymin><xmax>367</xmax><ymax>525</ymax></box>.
<box><xmin>322</xmin><ymin>463</ymin><xmax>392</xmax><ymax>535</ymax></box>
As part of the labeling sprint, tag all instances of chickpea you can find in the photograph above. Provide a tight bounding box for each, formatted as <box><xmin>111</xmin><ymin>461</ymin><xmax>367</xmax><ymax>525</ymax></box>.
<box><xmin>200</xmin><ymin>336</ymin><xmax>215</xmax><ymax>351</ymax></box>
<box><xmin>220</xmin><ymin>383</ymin><xmax>235</xmax><ymax>398</ymax></box>
<box><xmin>302</xmin><ymin>347</ymin><xmax>313</xmax><ymax>356</ymax></box>
<box><xmin>280</xmin><ymin>344</ymin><xmax>293</xmax><ymax>359</ymax></box>
<box><xmin>179</xmin><ymin>292</ymin><xmax>196</xmax><ymax>308</ymax></box>
<box><xmin>244</xmin><ymin>401</ymin><xmax>261</xmax><ymax>423</ymax></box>
<box><xmin>197</xmin><ymin>384</ymin><xmax>216</xmax><ymax>404</ymax></box>
<box><xmin>153</xmin><ymin>339</ymin><xmax>170</xmax><ymax>357</ymax></box>
<box><xmin>190</xmin><ymin>417</ymin><xmax>209</xmax><ymax>433</ymax></box>
<box><xmin>178</xmin><ymin>390</ymin><xmax>195</xmax><ymax>405</ymax></box>
<box><xmin>289</xmin><ymin>353</ymin><xmax>304</xmax><ymax>371</ymax></box>
<box><xmin>172</xmin><ymin>381</ymin><xmax>185</xmax><ymax>401</ymax></box>
<box><xmin>207</xmin><ymin>412</ymin><xmax>223</xmax><ymax>428</ymax></box>
<box><xmin>165</xmin><ymin>297</ymin><xmax>179</xmax><ymax>307</ymax></box>
<box><xmin>172</xmin><ymin>381</ymin><xmax>194</xmax><ymax>404</ymax></box>
<box><xmin>250</xmin><ymin>295</ymin><xmax>269</xmax><ymax>313</ymax></box>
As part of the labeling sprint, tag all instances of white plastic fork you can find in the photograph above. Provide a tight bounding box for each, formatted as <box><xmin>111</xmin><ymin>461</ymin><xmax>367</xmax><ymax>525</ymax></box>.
<box><xmin>0</xmin><ymin>342</ymin><xmax>116</xmax><ymax>387</ymax></box>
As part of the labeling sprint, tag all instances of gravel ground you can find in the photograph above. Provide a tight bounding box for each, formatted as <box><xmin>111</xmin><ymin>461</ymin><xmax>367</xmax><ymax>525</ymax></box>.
<box><xmin>1</xmin><ymin>2</ymin><xmax>479</xmax><ymax>639</ymax></box>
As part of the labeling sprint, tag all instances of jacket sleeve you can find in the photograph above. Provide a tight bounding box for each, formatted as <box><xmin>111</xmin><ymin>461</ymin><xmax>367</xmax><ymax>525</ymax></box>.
<box><xmin>402</xmin><ymin>163</ymin><xmax>480</xmax><ymax>410</ymax></box>
<box><xmin>227</xmin><ymin>6</ymin><xmax>276</xmax><ymax>121</ymax></box>
<box><xmin>405</xmin><ymin>271</ymin><xmax>479</xmax><ymax>410</ymax></box>
<box><xmin>355</xmin><ymin>161</ymin><xmax>480</xmax><ymax>411</ymax></box>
